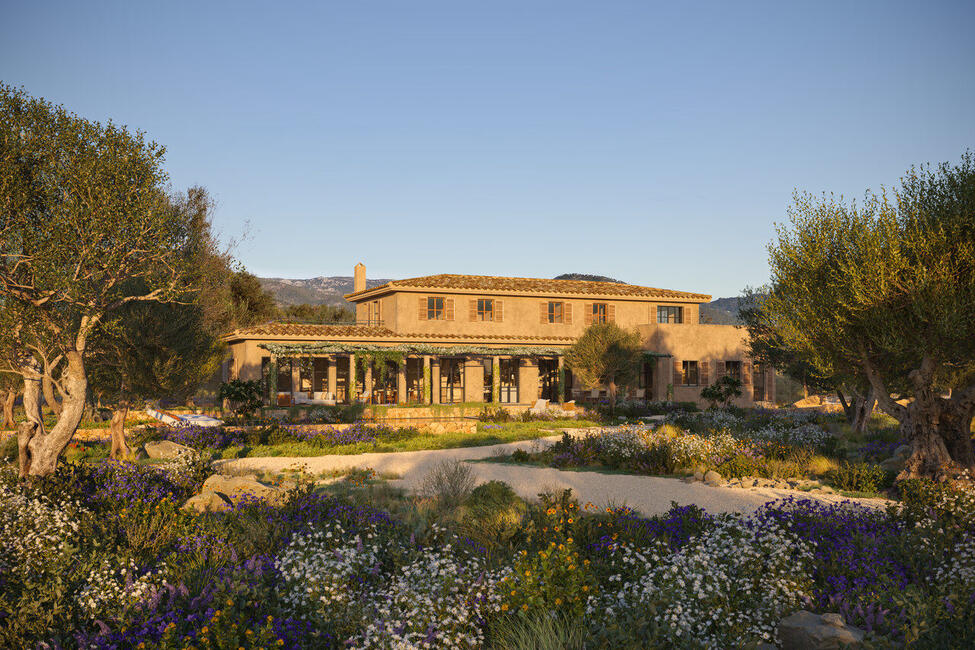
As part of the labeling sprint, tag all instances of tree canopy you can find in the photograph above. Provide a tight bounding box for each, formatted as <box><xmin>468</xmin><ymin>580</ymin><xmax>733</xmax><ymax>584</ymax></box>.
<box><xmin>762</xmin><ymin>152</ymin><xmax>975</xmax><ymax>478</ymax></box>
<box><xmin>564</xmin><ymin>322</ymin><xmax>643</xmax><ymax>409</ymax></box>
<box><xmin>0</xmin><ymin>83</ymin><xmax>203</xmax><ymax>476</ymax></box>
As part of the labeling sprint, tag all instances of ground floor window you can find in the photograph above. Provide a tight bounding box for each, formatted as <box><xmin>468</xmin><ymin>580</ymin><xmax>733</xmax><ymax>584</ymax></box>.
<box><xmin>335</xmin><ymin>357</ymin><xmax>350</xmax><ymax>403</ymax></box>
<box><xmin>538</xmin><ymin>359</ymin><xmax>559</xmax><ymax>401</ymax></box>
<box><xmin>725</xmin><ymin>360</ymin><xmax>742</xmax><ymax>382</ymax></box>
<box><xmin>440</xmin><ymin>357</ymin><xmax>465</xmax><ymax>404</ymax></box>
<box><xmin>406</xmin><ymin>358</ymin><xmax>425</xmax><ymax>403</ymax></box>
<box><xmin>499</xmin><ymin>359</ymin><xmax>518</xmax><ymax>403</ymax></box>
<box><xmin>640</xmin><ymin>360</ymin><xmax>654</xmax><ymax>397</ymax></box>
<box><xmin>312</xmin><ymin>358</ymin><xmax>328</xmax><ymax>393</ymax></box>
<box><xmin>482</xmin><ymin>358</ymin><xmax>494</xmax><ymax>402</ymax></box>
<box><xmin>753</xmin><ymin>364</ymin><xmax>766</xmax><ymax>402</ymax></box>
<box><xmin>277</xmin><ymin>360</ymin><xmax>293</xmax><ymax>392</ymax></box>
<box><xmin>369</xmin><ymin>361</ymin><xmax>398</xmax><ymax>404</ymax></box>
<box><xmin>681</xmin><ymin>360</ymin><xmax>699</xmax><ymax>386</ymax></box>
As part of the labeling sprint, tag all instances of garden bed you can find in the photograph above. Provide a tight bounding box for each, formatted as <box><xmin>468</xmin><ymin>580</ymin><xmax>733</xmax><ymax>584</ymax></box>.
<box><xmin>1</xmin><ymin>451</ymin><xmax>973</xmax><ymax>648</ymax></box>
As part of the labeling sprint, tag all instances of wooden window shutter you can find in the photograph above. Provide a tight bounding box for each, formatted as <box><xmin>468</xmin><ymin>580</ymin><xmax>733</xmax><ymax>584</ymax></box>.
<box><xmin>469</xmin><ymin>299</ymin><xmax>477</xmax><ymax>322</ymax></box>
<box><xmin>743</xmin><ymin>361</ymin><xmax>752</xmax><ymax>385</ymax></box>
<box><xmin>584</xmin><ymin>303</ymin><xmax>593</xmax><ymax>326</ymax></box>
<box><xmin>716</xmin><ymin>361</ymin><xmax>724</xmax><ymax>381</ymax></box>
<box><xmin>445</xmin><ymin>298</ymin><xmax>454</xmax><ymax>321</ymax></box>
<box><xmin>700</xmin><ymin>360</ymin><xmax>709</xmax><ymax>386</ymax></box>
<box><xmin>564</xmin><ymin>302</ymin><xmax>572</xmax><ymax>325</ymax></box>
<box><xmin>418</xmin><ymin>297</ymin><xmax>427</xmax><ymax>321</ymax></box>
<box><xmin>495</xmin><ymin>300</ymin><xmax>503</xmax><ymax>321</ymax></box>
<box><xmin>673</xmin><ymin>359</ymin><xmax>682</xmax><ymax>386</ymax></box>
<box><xmin>540</xmin><ymin>302</ymin><xmax>548</xmax><ymax>324</ymax></box>
<box><xmin>608</xmin><ymin>304</ymin><xmax>616</xmax><ymax>323</ymax></box>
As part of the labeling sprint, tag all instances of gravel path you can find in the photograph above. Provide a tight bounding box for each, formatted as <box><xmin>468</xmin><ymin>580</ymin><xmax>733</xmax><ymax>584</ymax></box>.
<box><xmin>216</xmin><ymin>432</ymin><xmax>891</xmax><ymax>517</ymax></box>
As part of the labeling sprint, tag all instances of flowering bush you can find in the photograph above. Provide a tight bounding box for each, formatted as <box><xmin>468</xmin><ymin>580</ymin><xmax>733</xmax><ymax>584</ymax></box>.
<box><xmin>586</xmin><ymin>510</ymin><xmax>814</xmax><ymax>647</ymax></box>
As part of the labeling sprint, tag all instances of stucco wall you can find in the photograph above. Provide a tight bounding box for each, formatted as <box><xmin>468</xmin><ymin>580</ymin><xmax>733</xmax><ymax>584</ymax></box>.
<box><xmin>370</xmin><ymin>289</ymin><xmax>701</xmax><ymax>338</ymax></box>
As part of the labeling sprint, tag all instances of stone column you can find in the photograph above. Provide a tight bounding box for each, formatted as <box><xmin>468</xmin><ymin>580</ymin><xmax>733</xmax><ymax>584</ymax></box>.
<box><xmin>431</xmin><ymin>358</ymin><xmax>441</xmax><ymax>405</ymax></box>
<box><xmin>364</xmin><ymin>360</ymin><xmax>373</xmax><ymax>404</ymax></box>
<box><xmin>664</xmin><ymin>355</ymin><xmax>674</xmax><ymax>400</ymax></box>
<box><xmin>464</xmin><ymin>356</ymin><xmax>484</xmax><ymax>403</ymax></box>
<box><xmin>397</xmin><ymin>360</ymin><xmax>407</xmax><ymax>405</ymax></box>
<box><xmin>327</xmin><ymin>357</ymin><xmax>337</xmax><ymax>399</ymax></box>
<box><xmin>518</xmin><ymin>357</ymin><xmax>539</xmax><ymax>405</ymax></box>
<box><xmin>557</xmin><ymin>356</ymin><xmax>565</xmax><ymax>403</ymax></box>
<box><xmin>423</xmin><ymin>356</ymin><xmax>432</xmax><ymax>404</ymax></box>
<box><xmin>290</xmin><ymin>359</ymin><xmax>300</xmax><ymax>403</ymax></box>
<box><xmin>767</xmin><ymin>368</ymin><xmax>776</xmax><ymax>404</ymax></box>
<box><xmin>348</xmin><ymin>353</ymin><xmax>357</xmax><ymax>403</ymax></box>
<box><xmin>492</xmin><ymin>356</ymin><xmax>501</xmax><ymax>403</ymax></box>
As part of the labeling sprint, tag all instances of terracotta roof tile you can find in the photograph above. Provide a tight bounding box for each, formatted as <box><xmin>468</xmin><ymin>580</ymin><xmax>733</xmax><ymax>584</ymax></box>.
<box><xmin>226</xmin><ymin>323</ymin><xmax>575</xmax><ymax>342</ymax></box>
<box><xmin>229</xmin><ymin>324</ymin><xmax>395</xmax><ymax>338</ymax></box>
<box><xmin>345</xmin><ymin>274</ymin><xmax>710</xmax><ymax>301</ymax></box>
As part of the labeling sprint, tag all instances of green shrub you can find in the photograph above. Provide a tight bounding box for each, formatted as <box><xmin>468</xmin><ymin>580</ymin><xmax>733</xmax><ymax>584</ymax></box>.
<box><xmin>217</xmin><ymin>379</ymin><xmax>264</xmax><ymax>418</ymax></box>
<box><xmin>0</xmin><ymin>435</ymin><xmax>18</xmax><ymax>462</ymax></box>
<box><xmin>825</xmin><ymin>461</ymin><xmax>891</xmax><ymax>493</ymax></box>
<box><xmin>460</xmin><ymin>481</ymin><xmax>527</xmax><ymax>551</ymax></box>
<box><xmin>488</xmin><ymin>612</ymin><xmax>586</xmax><ymax>650</ymax></box>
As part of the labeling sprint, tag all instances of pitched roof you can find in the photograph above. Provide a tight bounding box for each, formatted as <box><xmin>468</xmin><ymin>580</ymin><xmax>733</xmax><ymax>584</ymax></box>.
<box><xmin>225</xmin><ymin>322</ymin><xmax>575</xmax><ymax>342</ymax></box>
<box><xmin>345</xmin><ymin>274</ymin><xmax>710</xmax><ymax>301</ymax></box>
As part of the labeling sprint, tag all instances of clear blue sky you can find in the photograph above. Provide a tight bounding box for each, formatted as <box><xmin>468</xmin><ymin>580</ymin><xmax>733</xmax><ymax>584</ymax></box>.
<box><xmin>2</xmin><ymin>1</ymin><xmax>973</xmax><ymax>298</ymax></box>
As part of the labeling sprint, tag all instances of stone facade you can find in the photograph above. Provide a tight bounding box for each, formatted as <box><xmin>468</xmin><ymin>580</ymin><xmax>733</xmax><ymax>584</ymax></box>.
<box><xmin>223</xmin><ymin>266</ymin><xmax>773</xmax><ymax>408</ymax></box>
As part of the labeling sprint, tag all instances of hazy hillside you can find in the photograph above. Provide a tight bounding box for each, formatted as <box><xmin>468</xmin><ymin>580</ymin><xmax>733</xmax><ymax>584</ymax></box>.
<box><xmin>258</xmin><ymin>276</ymin><xmax>392</xmax><ymax>306</ymax></box>
<box><xmin>700</xmin><ymin>297</ymin><xmax>743</xmax><ymax>325</ymax></box>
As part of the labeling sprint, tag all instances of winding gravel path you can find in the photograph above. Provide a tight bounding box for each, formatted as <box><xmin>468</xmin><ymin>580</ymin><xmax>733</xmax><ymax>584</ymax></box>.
<box><xmin>216</xmin><ymin>432</ymin><xmax>890</xmax><ymax>517</ymax></box>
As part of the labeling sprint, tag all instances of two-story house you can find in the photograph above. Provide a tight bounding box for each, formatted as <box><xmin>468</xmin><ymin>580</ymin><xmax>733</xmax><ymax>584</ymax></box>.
<box><xmin>223</xmin><ymin>264</ymin><xmax>774</xmax><ymax>407</ymax></box>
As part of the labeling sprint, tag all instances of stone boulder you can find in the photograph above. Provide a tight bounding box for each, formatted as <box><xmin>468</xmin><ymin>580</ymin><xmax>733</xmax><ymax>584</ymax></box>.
<box><xmin>201</xmin><ymin>474</ymin><xmax>286</xmax><ymax>505</ymax></box>
<box><xmin>183</xmin><ymin>491</ymin><xmax>232</xmax><ymax>513</ymax></box>
<box><xmin>704</xmin><ymin>470</ymin><xmax>723</xmax><ymax>486</ymax></box>
<box><xmin>778</xmin><ymin>610</ymin><xmax>865</xmax><ymax>649</ymax></box>
<box><xmin>144</xmin><ymin>440</ymin><xmax>194</xmax><ymax>460</ymax></box>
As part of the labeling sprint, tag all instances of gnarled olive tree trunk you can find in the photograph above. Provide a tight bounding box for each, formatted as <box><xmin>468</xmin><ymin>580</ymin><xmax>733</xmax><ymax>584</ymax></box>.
<box><xmin>42</xmin><ymin>373</ymin><xmax>62</xmax><ymax>417</ymax></box>
<box><xmin>18</xmin><ymin>351</ymin><xmax>88</xmax><ymax>478</ymax></box>
<box><xmin>837</xmin><ymin>386</ymin><xmax>877</xmax><ymax>434</ymax></box>
<box><xmin>864</xmin><ymin>356</ymin><xmax>975</xmax><ymax>481</ymax></box>
<box><xmin>109</xmin><ymin>402</ymin><xmax>131</xmax><ymax>459</ymax></box>
<box><xmin>2</xmin><ymin>389</ymin><xmax>16</xmax><ymax>429</ymax></box>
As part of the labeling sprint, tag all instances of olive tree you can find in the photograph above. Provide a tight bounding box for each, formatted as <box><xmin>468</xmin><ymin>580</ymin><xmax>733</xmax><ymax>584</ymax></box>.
<box><xmin>86</xmin><ymin>188</ymin><xmax>231</xmax><ymax>458</ymax></box>
<box><xmin>0</xmin><ymin>84</ymin><xmax>199</xmax><ymax>477</ymax></box>
<box><xmin>763</xmin><ymin>153</ymin><xmax>975</xmax><ymax>479</ymax></box>
<box><xmin>740</xmin><ymin>289</ymin><xmax>876</xmax><ymax>433</ymax></box>
<box><xmin>564</xmin><ymin>322</ymin><xmax>643</xmax><ymax>410</ymax></box>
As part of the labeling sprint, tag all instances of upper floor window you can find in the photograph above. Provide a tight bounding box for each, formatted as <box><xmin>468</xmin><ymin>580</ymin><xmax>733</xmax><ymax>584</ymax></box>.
<box><xmin>658</xmin><ymin>305</ymin><xmax>684</xmax><ymax>324</ymax></box>
<box><xmin>592</xmin><ymin>302</ymin><xmax>608</xmax><ymax>324</ymax></box>
<box><xmin>725</xmin><ymin>360</ymin><xmax>741</xmax><ymax>381</ymax></box>
<box><xmin>682</xmin><ymin>360</ymin><xmax>699</xmax><ymax>386</ymax></box>
<box><xmin>419</xmin><ymin>296</ymin><xmax>453</xmax><ymax>321</ymax></box>
<box><xmin>548</xmin><ymin>301</ymin><xmax>563</xmax><ymax>323</ymax></box>
<box><xmin>541</xmin><ymin>301</ymin><xmax>571</xmax><ymax>324</ymax></box>
<box><xmin>477</xmin><ymin>298</ymin><xmax>493</xmax><ymax>321</ymax></box>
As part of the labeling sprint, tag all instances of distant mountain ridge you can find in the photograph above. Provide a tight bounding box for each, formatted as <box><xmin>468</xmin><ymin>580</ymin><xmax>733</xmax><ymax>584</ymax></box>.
<box><xmin>258</xmin><ymin>276</ymin><xmax>393</xmax><ymax>306</ymax></box>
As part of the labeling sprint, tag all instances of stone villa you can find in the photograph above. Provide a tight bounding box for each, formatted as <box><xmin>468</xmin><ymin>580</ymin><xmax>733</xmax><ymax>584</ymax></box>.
<box><xmin>223</xmin><ymin>264</ymin><xmax>774</xmax><ymax>408</ymax></box>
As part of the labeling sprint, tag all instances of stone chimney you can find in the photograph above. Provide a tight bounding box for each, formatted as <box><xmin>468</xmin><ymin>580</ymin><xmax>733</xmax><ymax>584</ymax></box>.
<box><xmin>353</xmin><ymin>262</ymin><xmax>366</xmax><ymax>293</ymax></box>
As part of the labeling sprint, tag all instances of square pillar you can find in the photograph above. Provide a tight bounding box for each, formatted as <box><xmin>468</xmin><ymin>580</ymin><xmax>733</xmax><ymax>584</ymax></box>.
<box><xmin>557</xmin><ymin>356</ymin><xmax>565</xmax><ymax>403</ymax></box>
<box><xmin>518</xmin><ymin>358</ymin><xmax>539</xmax><ymax>405</ymax></box>
<box><xmin>492</xmin><ymin>356</ymin><xmax>501</xmax><ymax>403</ymax></box>
<box><xmin>423</xmin><ymin>356</ymin><xmax>432</xmax><ymax>404</ymax></box>
<box><xmin>364</xmin><ymin>361</ymin><xmax>373</xmax><ymax>404</ymax></box>
<box><xmin>397</xmin><ymin>360</ymin><xmax>407</xmax><ymax>405</ymax></box>
<box><xmin>464</xmin><ymin>356</ymin><xmax>484</xmax><ymax>403</ymax></box>
<box><xmin>348</xmin><ymin>353</ymin><xmax>357</xmax><ymax>403</ymax></box>
<box><xmin>431</xmin><ymin>358</ymin><xmax>441</xmax><ymax>404</ymax></box>
<box><xmin>290</xmin><ymin>360</ymin><xmax>300</xmax><ymax>402</ymax></box>
<box><xmin>664</xmin><ymin>355</ymin><xmax>674</xmax><ymax>400</ymax></box>
<box><xmin>327</xmin><ymin>357</ymin><xmax>337</xmax><ymax>399</ymax></box>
